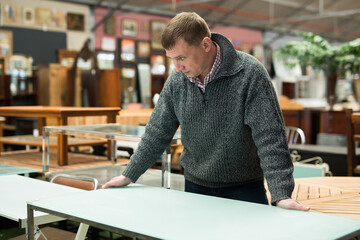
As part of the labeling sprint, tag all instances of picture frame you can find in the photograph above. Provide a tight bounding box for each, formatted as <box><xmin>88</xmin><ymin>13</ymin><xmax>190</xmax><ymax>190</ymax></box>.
<box><xmin>67</xmin><ymin>12</ymin><xmax>85</xmax><ymax>31</ymax></box>
<box><xmin>104</xmin><ymin>16</ymin><xmax>116</xmax><ymax>35</ymax></box>
<box><xmin>22</xmin><ymin>7</ymin><xmax>35</xmax><ymax>25</ymax></box>
<box><xmin>96</xmin><ymin>50</ymin><xmax>115</xmax><ymax>70</ymax></box>
<box><xmin>4</xmin><ymin>4</ymin><xmax>19</xmax><ymax>24</ymax></box>
<box><xmin>122</xmin><ymin>19</ymin><xmax>138</xmax><ymax>37</ymax></box>
<box><xmin>52</xmin><ymin>10</ymin><xmax>66</xmax><ymax>28</ymax></box>
<box><xmin>137</xmin><ymin>41</ymin><xmax>150</xmax><ymax>58</ymax></box>
<box><xmin>36</xmin><ymin>7</ymin><xmax>52</xmax><ymax>26</ymax></box>
<box><xmin>0</xmin><ymin>30</ymin><xmax>13</xmax><ymax>58</ymax></box>
<box><xmin>121</xmin><ymin>66</ymin><xmax>137</xmax><ymax>92</ymax></box>
<box><xmin>150</xmin><ymin>20</ymin><xmax>167</xmax><ymax>50</ymax></box>
<box><xmin>120</xmin><ymin>39</ymin><xmax>135</xmax><ymax>62</ymax></box>
<box><xmin>150</xmin><ymin>54</ymin><xmax>166</xmax><ymax>75</ymax></box>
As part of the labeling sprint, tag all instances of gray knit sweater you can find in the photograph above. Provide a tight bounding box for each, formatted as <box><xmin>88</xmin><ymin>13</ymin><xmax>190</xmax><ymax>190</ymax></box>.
<box><xmin>123</xmin><ymin>33</ymin><xmax>294</xmax><ymax>204</ymax></box>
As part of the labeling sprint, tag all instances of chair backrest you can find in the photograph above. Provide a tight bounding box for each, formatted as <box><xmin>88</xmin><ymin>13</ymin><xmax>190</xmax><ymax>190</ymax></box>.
<box><xmin>285</xmin><ymin>126</ymin><xmax>305</xmax><ymax>145</ymax></box>
<box><xmin>293</xmin><ymin>162</ymin><xmax>331</xmax><ymax>178</ymax></box>
<box><xmin>51</xmin><ymin>174</ymin><xmax>98</xmax><ymax>190</ymax></box>
<box><xmin>290</xmin><ymin>150</ymin><xmax>332</xmax><ymax>178</ymax></box>
<box><xmin>345</xmin><ymin>108</ymin><xmax>360</xmax><ymax>176</ymax></box>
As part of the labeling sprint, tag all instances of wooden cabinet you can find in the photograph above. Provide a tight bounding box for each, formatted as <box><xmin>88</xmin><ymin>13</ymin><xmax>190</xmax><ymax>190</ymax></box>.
<box><xmin>320</xmin><ymin>110</ymin><xmax>346</xmax><ymax>134</ymax></box>
<box><xmin>151</xmin><ymin>74</ymin><xmax>167</xmax><ymax>108</ymax></box>
<box><xmin>98</xmin><ymin>69</ymin><xmax>122</xmax><ymax>107</ymax></box>
<box><xmin>282</xmin><ymin>109</ymin><xmax>320</xmax><ymax>144</ymax></box>
<box><xmin>37</xmin><ymin>64</ymin><xmax>81</xmax><ymax>106</ymax></box>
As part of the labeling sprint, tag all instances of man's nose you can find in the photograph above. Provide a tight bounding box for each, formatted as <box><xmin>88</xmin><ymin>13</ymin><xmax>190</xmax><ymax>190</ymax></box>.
<box><xmin>175</xmin><ymin>61</ymin><xmax>183</xmax><ymax>72</ymax></box>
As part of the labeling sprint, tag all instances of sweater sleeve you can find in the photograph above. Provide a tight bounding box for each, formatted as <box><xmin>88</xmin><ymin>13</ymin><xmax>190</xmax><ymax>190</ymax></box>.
<box><xmin>122</xmin><ymin>76</ymin><xmax>180</xmax><ymax>182</ymax></box>
<box><xmin>243</xmin><ymin>61</ymin><xmax>294</xmax><ymax>204</ymax></box>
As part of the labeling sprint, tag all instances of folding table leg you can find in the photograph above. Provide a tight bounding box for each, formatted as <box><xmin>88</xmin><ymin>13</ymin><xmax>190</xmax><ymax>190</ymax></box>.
<box><xmin>75</xmin><ymin>223</ymin><xmax>89</xmax><ymax>240</ymax></box>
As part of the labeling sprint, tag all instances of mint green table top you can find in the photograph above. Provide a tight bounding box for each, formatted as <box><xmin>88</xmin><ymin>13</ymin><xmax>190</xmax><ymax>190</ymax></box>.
<box><xmin>28</xmin><ymin>184</ymin><xmax>360</xmax><ymax>240</ymax></box>
<box><xmin>0</xmin><ymin>175</ymin><xmax>83</xmax><ymax>228</ymax></box>
<box><xmin>0</xmin><ymin>163</ymin><xmax>38</xmax><ymax>176</ymax></box>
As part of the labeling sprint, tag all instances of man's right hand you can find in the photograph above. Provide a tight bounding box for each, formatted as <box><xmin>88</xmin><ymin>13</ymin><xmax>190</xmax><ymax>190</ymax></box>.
<box><xmin>102</xmin><ymin>175</ymin><xmax>132</xmax><ymax>189</ymax></box>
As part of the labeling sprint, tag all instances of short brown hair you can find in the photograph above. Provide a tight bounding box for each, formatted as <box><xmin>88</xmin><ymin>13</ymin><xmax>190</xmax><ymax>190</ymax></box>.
<box><xmin>161</xmin><ymin>12</ymin><xmax>211</xmax><ymax>50</ymax></box>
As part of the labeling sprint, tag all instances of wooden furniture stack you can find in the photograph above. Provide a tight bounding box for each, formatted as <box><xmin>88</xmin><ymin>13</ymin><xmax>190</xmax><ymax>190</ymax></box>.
<box><xmin>345</xmin><ymin>108</ymin><xmax>360</xmax><ymax>176</ymax></box>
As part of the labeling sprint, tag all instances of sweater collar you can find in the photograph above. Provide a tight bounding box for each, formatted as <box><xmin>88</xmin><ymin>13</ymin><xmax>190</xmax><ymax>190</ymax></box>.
<box><xmin>211</xmin><ymin>33</ymin><xmax>244</xmax><ymax>79</ymax></box>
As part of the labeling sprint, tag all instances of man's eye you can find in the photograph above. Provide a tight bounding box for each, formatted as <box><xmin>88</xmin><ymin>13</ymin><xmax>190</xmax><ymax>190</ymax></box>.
<box><xmin>177</xmin><ymin>57</ymin><xmax>185</xmax><ymax>61</ymax></box>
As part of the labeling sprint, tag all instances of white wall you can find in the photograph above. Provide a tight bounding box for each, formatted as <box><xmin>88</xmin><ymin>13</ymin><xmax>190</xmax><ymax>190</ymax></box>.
<box><xmin>0</xmin><ymin>0</ymin><xmax>90</xmax><ymax>50</ymax></box>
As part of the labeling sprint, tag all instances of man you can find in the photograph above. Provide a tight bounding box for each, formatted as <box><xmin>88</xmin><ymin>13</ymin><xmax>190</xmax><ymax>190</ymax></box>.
<box><xmin>103</xmin><ymin>12</ymin><xmax>309</xmax><ymax>211</ymax></box>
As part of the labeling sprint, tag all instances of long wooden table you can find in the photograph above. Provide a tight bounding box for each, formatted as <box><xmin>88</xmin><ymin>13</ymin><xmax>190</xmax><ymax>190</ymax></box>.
<box><xmin>0</xmin><ymin>106</ymin><xmax>120</xmax><ymax>165</ymax></box>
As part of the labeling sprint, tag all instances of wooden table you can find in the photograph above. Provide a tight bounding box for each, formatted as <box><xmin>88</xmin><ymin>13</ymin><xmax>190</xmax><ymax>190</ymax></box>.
<box><xmin>294</xmin><ymin>177</ymin><xmax>360</xmax><ymax>219</ymax></box>
<box><xmin>0</xmin><ymin>106</ymin><xmax>120</xmax><ymax>165</ymax></box>
<box><xmin>117</xmin><ymin>108</ymin><xmax>153</xmax><ymax>126</ymax></box>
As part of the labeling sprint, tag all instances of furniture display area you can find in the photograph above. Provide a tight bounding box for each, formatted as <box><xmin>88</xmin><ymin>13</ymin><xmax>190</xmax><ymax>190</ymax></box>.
<box><xmin>27</xmin><ymin>182</ymin><xmax>360</xmax><ymax>240</ymax></box>
<box><xmin>42</xmin><ymin>124</ymin><xmax>181</xmax><ymax>188</ymax></box>
<box><xmin>0</xmin><ymin>106</ymin><xmax>120</xmax><ymax>166</ymax></box>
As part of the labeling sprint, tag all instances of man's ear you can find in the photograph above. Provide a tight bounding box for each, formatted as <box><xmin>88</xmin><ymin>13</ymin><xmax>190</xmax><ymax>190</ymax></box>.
<box><xmin>202</xmin><ymin>37</ymin><xmax>212</xmax><ymax>52</ymax></box>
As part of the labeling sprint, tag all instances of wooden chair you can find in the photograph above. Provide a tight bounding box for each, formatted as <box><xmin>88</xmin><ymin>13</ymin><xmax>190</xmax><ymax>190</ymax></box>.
<box><xmin>285</xmin><ymin>126</ymin><xmax>306</xmax><ymax>145</ymax></box>
<box><xmin>345</xmin><ymin>108</ymin><xmax>360</xmax><ymax>176</ymax></box>
<box><xmin>51</xmin><ymin>173</ymin><xmax>98</xmax><ymax>190</ymax></box>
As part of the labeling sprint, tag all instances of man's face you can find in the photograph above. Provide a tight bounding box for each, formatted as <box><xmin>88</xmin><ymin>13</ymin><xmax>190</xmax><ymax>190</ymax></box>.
<box><xmin>165</xmin><ymin>38</ymin><xmax>209</xmax><ymax>79</ymax></box>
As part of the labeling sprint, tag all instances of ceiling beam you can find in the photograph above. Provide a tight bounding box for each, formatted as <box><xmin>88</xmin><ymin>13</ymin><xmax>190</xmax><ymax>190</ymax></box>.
<box><xmin>208</xmin><ymin>0</ymin><xmax>252</xmax><ymax>28</ymax></box>
<box><xmin>92</xmin><ymin>0</ymin><xmax>129</xmax><ymax>31</ymax></box>
<box><xmin>289</xmin><ymin>8</ymin><xmax>360</xmax><ymax>21</ymax></box>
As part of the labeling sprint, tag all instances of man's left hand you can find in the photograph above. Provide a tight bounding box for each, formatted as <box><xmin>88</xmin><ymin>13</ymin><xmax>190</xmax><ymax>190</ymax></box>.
<box><xmin>276</xmin><ymin>198</ymin><xmax>310</xmax><ymax>211</ymax></box>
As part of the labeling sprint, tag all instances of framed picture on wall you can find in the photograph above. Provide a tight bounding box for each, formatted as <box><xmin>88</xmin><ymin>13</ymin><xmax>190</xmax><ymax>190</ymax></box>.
<box><xmin>52</xmin><ymin>10</ymin><xmax>66</xmax><ymax>28</ymax></box>
<box><xmin>150</xmin><ymin>54</ymin><xmax>166</xmax><ymax>75</ymax></box>
<box><xmin>0</xmin><ymin>30</ymin><xmax>13</xmax><ymax>58</ymax></box>
<box><xmin>122</xmin><ymin>19</ymin><xmax>138</xmax><ymax>37</ymax></box>
<box><xmin>67</xmin><ymin>12</ymin><xmax>84</xmax><ymax>31</ymax></box>
<box><xmin>121</xmin><ymin>39</ymin><xmax>135</xmax><ymax>62</ymax></box>
<box><xmin>36</xmin><ymin>7</ymin><xmax>52</xmax><ymax>26</ymax></box>
<box><xmin>150</xmin><ymin>20</ymin><xmax>167</xmax><ymax>50</ymax></box>
<box><xmin>122</xmin><ymin>67</ymin><xmax>137</xmax><ymax>90</ymax></box>
<box><xmin>22</xmin><ymin>7</ymin><xmax>35</xmax><ymax>25</ymax></box>
<box><xmin>96</xmin><ymin>50</ymin><xmax>115</xmax><ymax>69</ymax></box>
<box><xmin>137</xmin><ymin>41</ymin><xmax>150</xmax><ymax>58</ymax></box>
<box><xmin>4</xmin><ymin>5</ymin><xmax>19</xmax><ymax>24</ymax></box>
<box><xmin>104</xmin><ymin>16</ymin><xmax>116</xmax><ymax>35</ymax></box>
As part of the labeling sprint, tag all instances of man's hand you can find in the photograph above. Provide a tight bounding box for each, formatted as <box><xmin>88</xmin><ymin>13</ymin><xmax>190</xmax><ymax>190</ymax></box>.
<box><xmin>102</xmin><ymin>175</ymin><xmax>132</xmax><ymax>189</ymax></box>
<box><xmin>276</xmin><ymin>198</ymin><xmax>310</xmax><ymax>211</ymax></box>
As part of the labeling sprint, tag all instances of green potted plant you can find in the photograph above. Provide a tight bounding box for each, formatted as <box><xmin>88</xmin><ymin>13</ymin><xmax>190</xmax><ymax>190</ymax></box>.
<box><xmin>277</xmin><ymin>32</ymin><xmax>360</xmax><ymax>109</ymax></box>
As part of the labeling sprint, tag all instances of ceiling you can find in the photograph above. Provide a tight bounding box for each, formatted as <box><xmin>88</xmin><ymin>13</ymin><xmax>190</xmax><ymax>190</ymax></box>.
<box><xmin>54</xmin><ymin>0</ymin><xmax>360</xmax><ymax>43</ymax></box>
